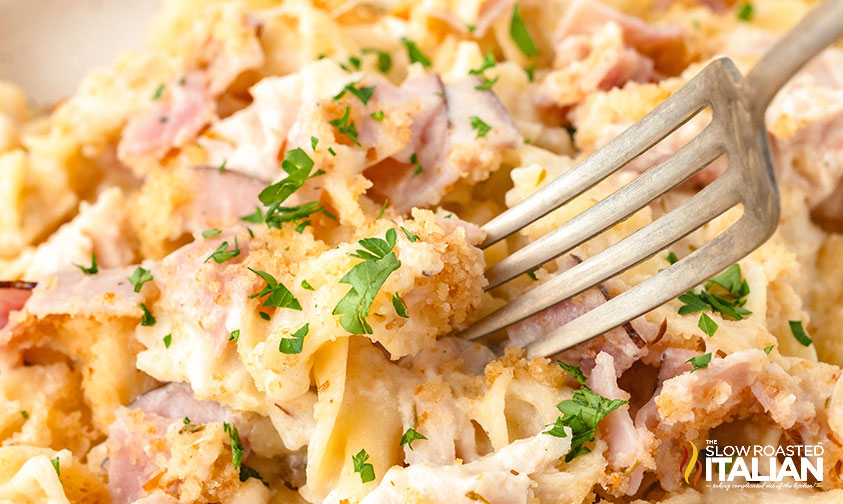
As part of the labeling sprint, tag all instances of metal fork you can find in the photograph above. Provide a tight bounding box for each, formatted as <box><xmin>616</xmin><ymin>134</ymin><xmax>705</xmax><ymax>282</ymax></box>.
<box><xmin>459</xmin><ymin>0</ymin><xmax>843</xmax><ymax>358</ymax></box>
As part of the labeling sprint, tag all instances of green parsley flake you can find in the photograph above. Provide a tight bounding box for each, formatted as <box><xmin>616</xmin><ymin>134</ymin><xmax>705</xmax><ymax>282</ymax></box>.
<box><xmin>698</xmin><ymin>312</ymin><xmax>718</xmax><ymax>337</ymax></box>
<box><xmin>401</xmin><ymin>37</ymin><xmax>432</xmax><ymax>67</ymax></box>
<box><xmin>301</xmin><ymin>279</ymin><xmax>315</xmax><ymax>291</ymax></box>
<box><xmin>239</xmin><ymin>465</ymin><xmax>269</xmax><ymax>487</ymax></box>
<box><xmin>229</xmin><ymin>329</ymin><xmax>240</xmax><ymax>343</ymax></box>
<box><xmin>352</xmin><ymin>449</ymin><xmax>376</xmax><ymax>483</ymax></box>
<box><xmin>51</xmin><ymin>457</ymin><xmax>60</xmax><ymax>477</ymax></box>
<box><xmin>400</xmin><ymin>226</ymin><xmax>419</xmax><ymax>242</ymax></box>
<box><xmin>543</xmin><ymin>417</ymin><xmax>568</xmax><ymax>438</ymax></box>
<box><xmin>551</xmin><ymin>385</ymin><xmax>627</xmax><ymax>461</ymax></box>
<box><xmin>74</xmin><ymin>253</ymin><xmax>98</xmax><ymax>275</ymax></box>
<box><xmin>400</xmin><ymin>428</ymin><xmax>427</xmax><ymax>449</ymax></box>
<box><xmin>666</xmin><ymin>251</ymin><xmax>679</xmax><ymax>264</ymax></box>
<box><xmin>257</xmin><ymin>148</ymin><xmax>325</xmax><ymax>209</ymax></box>
<box><xmin>328</xmin><ymin>147</ymin><xmax>337</xmax><ymax>156</ymax></box>
<box><xmin>526</xmin><ymin>266</ymin><xmax>540</xmax><ymax>281</ymax></box>
<box><xmin>224</xmin><ymin>422</ymin><xmax>244</xmax><ymax>470</ymax></box>
<box><xmin>363</xmin><ymin>48</ymin><xmax>393</xmax><ymax>73</ymax></box>
<box><xmin>469</xmin><ymin>52</ymin><xmax>496</xmax><ymax>76</ymax></box>
<box><xmin>470</xmin><ymin>116</ymin><xmax>491</xmax><ymax>138</ymax></box>
<box><xmin>202</xmin><ymin>228</ymin><xmax>222</xmax><ymax>238</ymax></box>
<box><xmin>764</xmin><ymin>344</ymin><xmax>775</xmax><ymax>354</ymax></box>
<box><xmin>333</xmin><ymin>229</ymin><xmax>401</xmax><ymax>334</ymax></box>
<box><xmin>152</xmin><ymin>84</ymin><xmax>165</xmax><ymax>100</ymax></box>
<box><xmin>205</xmin><ymin>237</ymin><xmax>240</xmax><ymax>264</ymax></box>
<box><xmin>295</xmin><ymin>220</ymin><xmax>310</xmax><ymax>233</ymax></box>
<box><xmin>218</xmin><ymin>159</ymin><xmax>227</xmax><ymax>173</ymax></box>
<box><xmin>737</xmin><ymin>2</ymin><xmax>753</xmax><ymax>21</ymax></box>
<box><xmin>129</xmin><ymin>266</ymin><xmax>153</xmax><ymax>292</ymax></box>
<box><xmin>410</xmin><ymin>153</ymin><xmax>423</xmax><ymax>175</ymax></box>
<box><xmin>163</xmin><ymin>334</ymin><xmax>172</xmax><ymax>348</ymax></box>
<box><xmin>20</xmin><ymin>410</ymin><xmax>28</xmax><ymax>419</ymax></box>
<box><xmin>392</xmin><ymin>293</ymin><xmax>409</xmax><ymax>318</ymax></box>
<box><xmin>280</xmin><ymin>323</ymin><xmax>308</xmax><ymax>354</ymax></box>
<box><xmin>259</xmin><ymin>312</ymin><xmax>271</xmax><ymax>321</ymax></box>
<box><xmin>334</xmin><ymin>82</ymin><xmax>376</xmax><ymax>105</ymax></box>
<box><xmin>789</xmin><ymin>320</ymin><xmax>813</xmax><ymax>346</ymax></box>
<box><xmin>557</xmin><ymin>360</ymin><xmax>586</xmax><ymax>385</ymax></box>
<box><xmin>376</xmin><ymin>199</ymin><xmax>388</xmax><ymax>219</ymax></box>
<box><xmin>687</xmin><ymin>353</ymin><xmax>712</xmax><ymax>373</ymax></box>
<box><xmin>183</xmin><ymin>417</ymin><xmax>191</xmax><ymax>424</ymax></box>
<box><xmin>329</xmin><ymin>106</ymin><xmax>361</xmax><ymax>146</ymax></box>
<box><xmin>311</xmin><ymin>136</ymin><xmax>319</xmax><ymax>150</ymax></box>
<box><xmin>140</xmin><ymin>303</ymin><xmax>156</xmax><ymax>326</ymax></box>
<box><xmin>525</xmin><ymin>62</ymin><xmax>536</xmax><ymax>82</ymax></box>
<box><xmin>467</xmin><ymin>24</ymin><xmax>476</xmax><ymax>34</ymax></box>
<box><xmin>248</xmin><ymin>268</ymin><xmax>302</xmax><ymax>311</ymax></box>
<box><xmin>510</xmin><ymin>5</ymin><xmax>538</xmax><ymax>57</ymax></box>
<box><xmin>370</xmin><ymin>110</ymin><xmax>385</xmax><ymax>121</ymax></box>
<box><xmin>475</xmin><ymin>76</ymin><xmax>499</xmax><ymax>91</ymax></box>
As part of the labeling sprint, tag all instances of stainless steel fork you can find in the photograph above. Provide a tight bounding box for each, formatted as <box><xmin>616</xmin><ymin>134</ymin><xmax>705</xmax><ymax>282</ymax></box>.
<box><xmin>459</xmin><ymin>0</ymin><xmax>843</xmax><ymax>358</ymax></box>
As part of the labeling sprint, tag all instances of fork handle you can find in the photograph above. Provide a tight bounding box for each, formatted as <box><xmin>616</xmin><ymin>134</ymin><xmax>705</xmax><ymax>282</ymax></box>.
<box><xmin>743</xmin><ymin>0</ymin><xmax>843</xmax><ymax>117</ymax></box>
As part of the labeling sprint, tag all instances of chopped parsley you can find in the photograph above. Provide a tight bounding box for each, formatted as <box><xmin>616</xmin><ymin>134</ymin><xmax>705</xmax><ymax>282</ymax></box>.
<box><xmin>401</xmin><ymin>37</ymin><xmax>431</xmax><ymax>67</ymax></box>
<box><xmin>363</xmin><ymin>48</ymin><xmax>393</xmax><ymax>73</ymax></box>
<box><xmin>467</xmin><ymin>24</ymin><xmax>476</xmax><ymax>34</ymax></box>
<box><xmin>764</xmin><ymin>344</ymin><xmax>775</xmax><ymax>354</ymax></box>
<box><xmin>470</xmin><ymin>116</ymin><xmax>492</xmax><ymax>138</ymax></box>
<box><xmin>510</xmin><ymin>5</ymin><xmax>538</xmax><ymax>57</ymax></box>
<box><xmin>218</xmin><ymin>159</ymin><xmax>227</xmax><ymax>173</ymax></box>
<box><xmin>301</xmin><ymin>279</ymin><xmax>314</xmax><ymax>291</ymax></box>
<box><xmin>666</xmin><ymin>251</ymin><xmax>679</xmax><ymax>264</ymax></box>
<box><xmin>737</xmin><ymin>2</ymin><xmax>754</xmax><ymax>21</ymax></box>
<box><xmin>295</xmin><ymin>220</ymin><xmax>310</xmax><ymax>233</ymax></box>
<box><xmin>311</xmin><ymin>136</ymin><xmax>319</xmax><ymax>150</ymax></box>
<box><xmin>370</xmin><ymin>110</ymin><xmax>385</xmax><ymax>121</ymax></box>
<box><xmin>259</xmin><ymin>312</ymin><xmax>271</xmax><ymax>321</ymax></box>
<box><xmin>475</xmin><ymin>76</ymin><xmax>499</xmax><ymax>91</ymax></box>
<box><xmin>140</xmin><ymin>303</ymin><xmax>156</xmax><ymax>326</ymax></box>
<box><xmin>410</xmin><ymin>153</ymin><xmax>423</xmax><ymax>175</ymax></box>
<box><xmin>526</xmin><ymin>266</ymin><xmax>540</xmax><ymax>281</ymax></box>
<box><xmin>248</xmin><ymin>268</ymin><xmax>302</xmax><ymax>311</ymax></box>
<box><xmin>525</xmin><ymin>62</ymin><xmax>536</xmax><ymax>82</ymax></box>
<box><xmin>339</xmin><ymin>55</ymin><xmax>362</xmax><ymax>72</ymax></box>
<box><xmin>183</xmin><ymin>417</ymin><xmax>191</xmax><ymax>424</ymax></box>
<box><xmin>687</xmin><ymin>353</ymin><xmax>712</xmax><ymax>373</ymax></box>
<box><xmin>74</xmin><ymin>253</ymin><xmax>98</xmax><ymax>275</ymax></box>
<box><xmin>20</xmin><ymin>410</ymin><xmax>28</xmax><ymax>419</ymax></box>
<box><xmin>202</xmin><ymin>228</ymin><xmax>222</xmax><ymax>238</ymax></box>
<box><xmin>469</xmin><ymin>52</ymin><xmax>496</xmax><ymax>75</ymax></box>
<box><xmin>543</xmin><ymin>417</ymin><xmax>568</xmax><ymax>438</ymax></box>
<box><xmin>223</xmin><ymin>422</ymin><xmax>244</xmax><ymax>470</ymax></box>
<box><xmin>329</xmin><ymin>106</ymin><xmax>361</xmax><ymax>146</ymax></box>
<box><xmin>789</xmin><ymin>320</ymin><xmax>813</xmax><ymax>346</ymax></box>
<box><xmin>400</xmin><ymin>226</ymin><xmax>419</xmax><ymax>242</ymax></box>
<box><xmin>392</xmin><ymin>293</ymin><xmax>409</xmax><ymax>318</ymax></box>
<box><xmin>51</xmin><ymin>457</ymin><xmax>60</xmax><ymax>477</ymax></box>
<box><xmin>152</xmin><ymin>84</ymin><xmax>165</xmax><ymax>100</ymax></box>
<box><xmin>333</xmin><ymin>229</ymin><xmax>401</xmax><ymax>334</ymax></box>
<box><xmin>352</xmin><ymin>449</ymin><xmax>376</xmax><ymax>483</ymax></box>
<box><xmin>376</xmin><ymin>199</ymin><xmax>388</xmax><ymax>219</ymax></box>
<box><xmin>698</xmin><ymin>313</ymin><xmax>718</xmax><ymax>337</ymax></box>
<box><xmin>229</xmin><ymin>329</ymin><xmax>240</xmax><ymax>343</ymax></box>
<box><xmin>205</xmin><ymin>237</ymin><xmax>240</xmax><ymax>264</ymax></box>
<box><xmin>552</xmin><ymin>385</ymin><xmax>627</xmax><ymax>461</ymax></box>
<box><xmin>129</xmin><ymin>266</ymin><xmax>153</xmax><ymax>292</ymax></box>
<box><xmin>557</xmin><ymin>360</ymin><xmax>586</xmax><ymax>385</ymax></box>
<box><xmin>334</xmin><ymin>82</ymin><xmax>376</xmax><ymax>105</ymax></box>
<box><xmin>239</xmin><ymin>465</ymin><xmax>269</xmax><ymax>487</ymax></box>
<box><xmin>280</xmin><ymin>323</ymin><xmax>308</xmax><ymax>354</ymax></box>
<box><xmin>328</xmin><ymin>147</ymin><xmax>337</xmax><ymax>156</ymax></box>
<box><xmin>400</xmin><ymin>428</ymin><xmax>427</xmax><ymax>449</ymax></box>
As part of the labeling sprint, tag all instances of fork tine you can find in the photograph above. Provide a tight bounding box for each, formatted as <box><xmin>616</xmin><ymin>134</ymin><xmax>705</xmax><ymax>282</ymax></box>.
<box><xmin>524</xmin><ymin>213</ymin><xmax>766</xmax><ymax>358</ymax></box>
<box><xmin>459</xmin><ymin>174</ymin><xmax>740</xmax><ymax>342</ymax></box>
<box><xmin>485</xmin><ymin>126</ymin><xmax>724</xmax><ymax>290</ymax></box>
<box><xmin>481</xmin><ymin>67</ymin><xmax>712</xmax><ymax>249</ymax></box>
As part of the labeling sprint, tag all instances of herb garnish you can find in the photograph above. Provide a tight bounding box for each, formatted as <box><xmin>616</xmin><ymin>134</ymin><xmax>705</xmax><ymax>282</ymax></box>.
<box><xmin>400</xmin><ymin>428</ymin><xmax>427</xmax><ymax>449</ymax></box>
<box><xmin>510</xmin><ymin>5</ymin><xmax>538</xmax><ymax>57</ymax></box>
<box><xmin>129</xmin><ymin>266</ymin><xmax>153</xmax><ymax>292</ymax></box>
<box><xmin>280</xmin><ymin>323</ymin><xmax>308</xmax><ymax>354</ymax></box>
<box><xmin>401</xmin><ymin>38</ymin><xmax>432</xmax><ymax>67</ymax></box>
<box><xmin>223</xmin><ymin>422</ymin><xmax>244</xmax><ymax>470</ymax></box>
<box><xmin>376</xmin><ymin>199</ymin><xmax>388</xmax><ymax>219</ymax></box>
<box><xmin>698</xmin><ymin>313</ymin><xmax>718</xmax><ymax>338</ymax></box>
<box><xmin>737</xmin><ymin>2</ymin><xmax>753</xmax><ymax>21</ymax></box>
<box><xmin>163</xmin><ymin>334</ymin><xmax>172</xmax><ymax>348</ymax></box>
<box><xmin>399</xmin><ymin>226</ymin><xmax>419</xmax><ymax>242</ymax></box>
<box><xmin>666</xmin><ymin>251</ymin><xmax>679</xmax><ymax>264</ymax></box>
<box><xmin>152</xmin><ymin>84</ymin><xmax>165</xmax><ymax>100</ymax></box>
<box><xmin>557</xmin><ymin>360</ymin><xmax>586</xmax><ymax>385</ymax></box>
<box><xmin>140</xmin><ymin>303</ymin><xmax>156</xmax><ymax>326</ymax></box>
<box><xmin>392</xmin><ymin>293</ymin><xmax>409</xmax><ymax>318</ymax></box>
<box><xmin>764</xmin><ymin>344</ymin><xmax>774</xmax><ymax>354</ymax></box>
<box><xmin>51</xmin><ymin>457</ymin><xmax>60</xmax><ymax>477</ymax></box>
<box><xmin>301</xmin><ymin>279</ymin><xmax>314</xmax><ymax>291</ymax></box>
<box><xmin>526</xmin><ymin>266</ymin><xmax>540</xmax><ymax>281</ymax></box>
<box><xmin>329</xmin><ymin>106</ymin><xmax>361</xmax><ymax>146</ymax></box>
<box><xmin>410</xmin><ymin>153</ymin><xmax>423</xmax><ymax>175</ymax></box>
<box><xmin>333</xmin><ymin>229</ymin><xmax>401</xmax><ymax>334</ymax></box>
<box><xmin>677</xmin><ymin>263</ymin><xmax>751</xmax><ymax>337</ymax></box>
<box><xmin>74</xmin><ymin>253</ymin><xmax>98</xmax><ymax>275</ymax></box>
<box><xmin>687</xmin><ymin>353</ymin><xmax>712</xmax><ymax>373</ymax></box>
<box><xmin>229</xmin><ymin>329</ymin><xmax>240</xmax><ymax>343</ymax></box>
<box><xmin>789</xmin><ymin>320</ymin><xmax>813</xmax><ymax>346</ymax></box>
<box><xmin>362</xmin><ymin>48</ymin><xmax>392</xmax><ymax>73</ymax></box>
<box><xmin>470</xmin><ymin>116</ymin><xmax>492</xmax><ymax>138</ymax></box>
<box><xmin>334</xmin><ymin>82</ymin><xmax>376</xmax><ymax>105</ymax></box>
<box><xmin>202</xmin><ymin>228</ymin><xmax>222</xmax><ymax>238</ymax></box>
<box><xmin>469</xmin><ymin>52</ymin><xmax>496</xmax><ymax>76</ymax></box>
<box><xmin>352</xmin><ymin>449</ymin><xmax>376</xmax><ymax>483</ymax></box>
<box><xmin>248</xmin><ymin>268</ymin><xmax>302</xmax><ymax>311</ymax></box>
<box><xmin>20</xmin><ymin>410</ymin><xmax>28</xmax><ymax>419</ymax></box>
<box><xmin>205</xmin><ymin>237</ymin><xmax>240</xmax><ymax>264</ymax></box>
<box><xmin>370</xmin><ymin>110</ymin><xmax>385</xmax><ymax>121</ymax></box>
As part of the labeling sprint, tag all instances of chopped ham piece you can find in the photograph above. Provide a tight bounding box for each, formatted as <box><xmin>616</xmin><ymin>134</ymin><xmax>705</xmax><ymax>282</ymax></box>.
<box><xmin>553</xmin><ymin>0</ymin><xmax>683</xmax><ymax>49</ymax></box>
<box><xmin>174</xmin><ymin>166</ymin><xmax>266</xmax><ymax>234</ymax></box>
<box><xmin>0</xmin><ymin>281</ymin><xmax>34</xmax><ymax>330</ymax></box>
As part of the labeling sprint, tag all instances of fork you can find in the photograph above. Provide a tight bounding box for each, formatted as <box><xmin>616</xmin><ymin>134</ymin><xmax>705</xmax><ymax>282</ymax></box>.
<box><xmin>458</xmin><ymin>0</ymin><xmax>843</xmax><ymax>358</ymax></box>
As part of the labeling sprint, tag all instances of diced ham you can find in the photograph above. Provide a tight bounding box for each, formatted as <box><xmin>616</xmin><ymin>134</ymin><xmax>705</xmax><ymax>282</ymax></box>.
<box><xmin>553</xmin><ymin>0</ymin><xmax>683</xmax><ymax>49</ymax></box>
<box><xmin>175</xmin><ymin>166</ymin><xmax>266</xmax><ymax>234</ymax></box>
<box><xmin>118</xmin><ymin>74</ymin><xmax>217</xmax><ymax>160</ymax></box>
<box><xmin>0</xmin><ymin>281</ymin><xmax>34</xmax><ymax>330</ymax></box>
<box><xmin>349</xmin><ymin>432</ymin><xmax>572</xmax><ymax>504</ymax></box>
